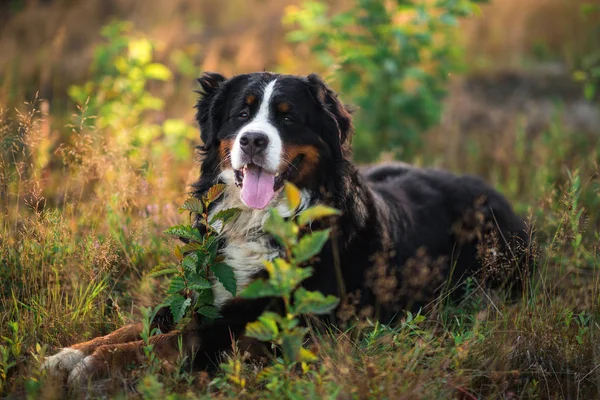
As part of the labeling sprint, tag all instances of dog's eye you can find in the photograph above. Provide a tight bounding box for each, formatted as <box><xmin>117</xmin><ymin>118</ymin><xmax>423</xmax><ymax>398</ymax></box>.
<box><xmin>283</xmin><ymin>115</ymin><xmax>292</xmax><ymax>123</ymax></box>
<box><xmin>238</xmin><ymin>111</ymin><xmax>249</xmax><ymax>120</ymax></box>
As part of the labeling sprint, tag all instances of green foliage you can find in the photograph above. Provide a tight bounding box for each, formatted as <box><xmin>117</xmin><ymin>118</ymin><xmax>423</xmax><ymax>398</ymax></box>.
<box><xmin>68</xmin><ymin>21</ymin><xmax>196</xmax><ymax>161</ymax></box>
<box><xmin>153</xmin><ymin>186</ymin><xmax>239</xmax><ymax>325</ymax></box>
<box><xmin>0</xmin><ymin>323</ymin><xmax>21</xmax><ymax>393</ymax></box>
<box><xmin>285</xmin><ymin>0</ymin><xmax>485</xmax><ymax>161</ymax></box>
<box><xmin>573</xmin><ymin>4</ymin><xmax>600</xmax><ymax>101</ymax></box>
<box><xmin>236</xmin><ymin>182</ymin><xmax>340</xmax><ymax>391</ymax></box>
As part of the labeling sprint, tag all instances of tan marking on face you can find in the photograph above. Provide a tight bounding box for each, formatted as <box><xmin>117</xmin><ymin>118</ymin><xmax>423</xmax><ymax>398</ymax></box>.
<box><xmin>245</xmin><ymin>95</ymin><xmax>256</xmax><ymax>105</ymax></box>
<box><xmin>219</xmin><ymin>139</ymin><xmax>234</xmax><ymax>168</ymax></box>
<box><xmin>283</xmin><ymin>144</ymin><xmax>320</xmax><ymax>185</ymax></box>
<box><xmin>277</xmin><ymin>102</ymin><xmax>290</xmax><ymax>113</ymax></box>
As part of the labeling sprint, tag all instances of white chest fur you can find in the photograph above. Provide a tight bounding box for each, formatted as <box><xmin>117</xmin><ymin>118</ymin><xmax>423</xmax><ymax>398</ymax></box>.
<box><xmin>208</xmin><ymin>170</ymin><xmax>311</xmax><ymax>308</ymax></box>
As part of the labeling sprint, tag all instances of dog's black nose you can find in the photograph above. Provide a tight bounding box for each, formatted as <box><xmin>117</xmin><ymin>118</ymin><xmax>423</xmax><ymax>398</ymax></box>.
<box><xmin>239</xmin><ymin>131</ymin><xmax>269</xmax><ymax>155</ymax></box>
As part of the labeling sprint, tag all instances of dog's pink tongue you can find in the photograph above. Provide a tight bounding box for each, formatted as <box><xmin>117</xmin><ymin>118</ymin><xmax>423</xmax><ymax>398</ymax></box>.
<box><xmin>241</xmin><ymin>166</ymin><xmax>276</xmax><ymax>209</ymax></box>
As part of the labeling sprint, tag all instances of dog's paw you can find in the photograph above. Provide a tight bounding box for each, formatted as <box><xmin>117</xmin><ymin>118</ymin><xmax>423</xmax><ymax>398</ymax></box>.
<box><xmin>67</xmin><ymin>355</ymin><xmax>94</xmax><ymax>386</ymax></box>
<box><xmin>42</xmin><ymin>348</ymin><xmax>86</xmax><ymax>375</ymax></box>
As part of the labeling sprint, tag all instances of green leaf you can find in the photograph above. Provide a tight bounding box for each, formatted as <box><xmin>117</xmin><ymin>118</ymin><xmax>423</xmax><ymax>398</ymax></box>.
<box><xmin>128</xmin><ymin>38</ymin><xmax>152</xmax><ymax>64</ymax></box>
<box><xmin>210</xmin><ymin>207</ymin><xmax>241</xmax><ymax>226</ymax></box>
<box><xmin>211</xmin><ymin>263</ymin><xmax>237</xmax><ymax>296</ymax></box>
<box><xmin>284</xmin><ymin>182</ymin><xmax>302</xmax><ymax>210</ymax></box>
<box><xmin>204</xmin><ymin>236</ymin><xmax>220</xmax><ymax>265</ymax></box>
<box><xmin>239</xmin><ymin>279</ymin><xmax>280</xmax><ymax>299</ymax></box>
<box><xmin>299</xmin><ymin>347</ymin><xmax>318</xmax><ymax>363</ymax></box>
<box><xmin>194</xmin><ymin>288</ymin><xmax>214</xmax><ymax>306</ymax></box>
<box><xmin>178</xmin><ymin>198</ymin><xmax>204</xmax><ymax>214</ymax></box>
<box><xmin>163</xmin><ymin>118</ymin><xmax>190</xmax><ymax>137</ymax></box>
<box><xmin>293</xmin><ymin>229</ymin><xmax>331</xmax><ymax>263</ymax></box>
<box><xmin>167</xmin><ymin>276</ymin><xmax>186</xmax><ymax>294</ymax></box>
<box><xmin>584</xmin><ymin>83</ymin><xmax>596</xmax><ymax>101</ymax></box>
<box><xmin>265</xmin><ymin>259</ymin><xmax>313</xmax><ymax>291</ymax></box>
<box><xmin>188</xmin><ymin>274</ymin><xmax>212</xmax><ymax>291</ymax></box>
<box><xmin>163</xmin><ymin>225</ymin><xmax>202</xmax><ymax>241</ymax></box>
<box><xmin>169</xmin><ymin>296</ymin><xmax>191</xmax><ymax>323</ymax></box>
<box><xmin>263</xmin><ymin>209</ymin><xmax>298</xmax><ymax>247</ymax></box>
<box><xmin>297</xmin><ymin>205</ymin><xmax>340</xmax><ymax>226</ymax></box>
<box><xmin>281</xmin><ymin>328</ymin><xmax>307</xmax><ymax>363</ymax></box>
<box><xmin>204</xmin><ymin>184</ymin><xmax>226</xmax><ymax>203</ymax></box>
<box><xmin>197</xmin><ymin>305</ymin><xmax>220</xmax><ymax>319</ymax></box>
<box><xmin>245</xmin><ymin>315</ymin><xmax>279</xmax><ymax>341</ymax></box>
<box><xmin>181</xmin><ymin>252</ymin><xmax>202</xmax><ymax>274</ymax></box>
<box><xmin>144</xmin><ymin>63</ymin><xmax>173</xmax><ymax>81</ymax></box>
<box><xmin>293</xmin><ymin>287</ymin><xmax>339</xmax><ymax>315</ymax></box>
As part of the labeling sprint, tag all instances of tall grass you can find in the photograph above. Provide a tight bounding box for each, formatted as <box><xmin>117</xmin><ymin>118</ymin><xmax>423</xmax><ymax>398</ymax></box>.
<box><xmin>1</xmin><ymin>5</ymin><xmax>599</xmax><ymax>397</ymax></box>
<box><xmin>1</xmin><ymin>85</ymin><xmax>599</xmax><ymax>398</ymax></box>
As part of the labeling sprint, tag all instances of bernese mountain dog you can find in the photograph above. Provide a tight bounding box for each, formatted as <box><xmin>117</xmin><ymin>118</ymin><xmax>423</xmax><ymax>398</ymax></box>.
<box><xmin>44</xmin><ymin>72</ymin><xmax>529</xmax><ymax>386</ymax></box>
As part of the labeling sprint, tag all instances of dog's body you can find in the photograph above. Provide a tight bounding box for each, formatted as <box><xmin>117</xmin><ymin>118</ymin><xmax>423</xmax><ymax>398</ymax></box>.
<box><xmin>44</xmin><ymin>72</ymin><xmax>528</xmax><ymax>385</ymax></box>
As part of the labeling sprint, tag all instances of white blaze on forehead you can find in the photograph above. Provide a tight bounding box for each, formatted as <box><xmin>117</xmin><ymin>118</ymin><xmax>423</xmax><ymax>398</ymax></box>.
<box><xmin>230</xmin><ymin>79</ymin><xmax>282</xmax><ymax>172</ymax></box>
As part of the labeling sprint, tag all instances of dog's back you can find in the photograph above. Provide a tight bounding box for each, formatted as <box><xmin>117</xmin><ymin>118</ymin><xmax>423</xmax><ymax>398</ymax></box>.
<box><xmin>362</xmin><ymin>163</ymin><xmax>529</xmax><ymax>314</ymax></box>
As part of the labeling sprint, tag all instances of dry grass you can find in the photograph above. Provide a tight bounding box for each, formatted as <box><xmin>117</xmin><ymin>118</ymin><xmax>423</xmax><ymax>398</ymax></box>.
<box><xmin>1</xmin><ymin>73</ymin><xmax>599</xmax><ymax>399</ymax></box>
<box><xmin>1</xmin><ymin>0</ymin><xmax>600</xmax><ymax>398</ymax></box>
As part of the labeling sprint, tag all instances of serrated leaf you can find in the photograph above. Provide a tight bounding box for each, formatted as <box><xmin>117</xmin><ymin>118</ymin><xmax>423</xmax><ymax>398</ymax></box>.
<box><xmin>205</xmin><ymin>184</ymin><xmax>226</xmax><ymax>203</ymax></box>
<box><xmin>188</xmin><ymin>274</ymin><xmax>212</xmax><ymax>291</ymax></box>
<box><xmin>205</xmin><ymin>235</ymin><xmax>220</xmax><ymax>264</ymax></box>
<box><xmin>211</xmin><ymin>262</ymin><xmax>237</xmax><ymax>296</ymax></box>
<box><xmin>181</xmin><ymin>253</ymin><xmax>201</xmax><ymax>273</ymax></box>
<box><xmin>197</xmin><ymin>305</ymin><xmax>220</xmax><ymax>318</ymax></box>
<box><xmin>245</xmin><ymin>316</ymin><xmax>279</xmax><ymax>341</ymax></box>
<box><xmin>164</xmin><ymin>225</ymin><xmax>202</xmax><ymax>241</ymax></box>
<box><xmin>293</xmin><ymin>229</ymin><xmax>331</xmax><ymax>264</ymax></box>
<box><xmin>297</xmin><ymin>205</ymin><xmax>340</xmax><ymax>226</ymax></box>
<box><xmin>178</xmin><ymin>198</ymin><xmax>204</xmax><ymax>214</ymax></box>
<box><xmin>239</xmin><ymin>279</ymin><xmax>280</xmax><ymax>299</ymax></box>
<box><xmin>169</xmin><ymin>296</ymin><xmax>191</xmax><ymax>323</ymax></box>
<box><xmin>147</xmin><ymin>266</ymin><xmax>179</xmax><ymax>278</ymax></box>
<box><xmin>284</xmin><ymin>182</ymin><xmax>302</xmax><ymax>211</ymax></box>
<box><xmin>263</xmin><ymin>208</ymin><xmax>298</xmax><ymax>247</ymax></box>
<box><xmin>293</xmin><ymin>287</ymin><xmax>339</xmax><ymax>315</ymax></box>
<box><xmin>210</xmin><ymin>207</ymin><xmax>241</xmax><ymax>226</ymax></box>
<box><xmin>167</xmin><ymin>276</ymin><xmax>186</xmax><ymax>294</ymax></box>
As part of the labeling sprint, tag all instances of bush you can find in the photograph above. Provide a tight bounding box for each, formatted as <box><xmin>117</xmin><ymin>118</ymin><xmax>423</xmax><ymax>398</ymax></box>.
<box><xmin>285</xmin><ymin>0</ymin><xmax>486</xmax><ymax>162</ymax></box>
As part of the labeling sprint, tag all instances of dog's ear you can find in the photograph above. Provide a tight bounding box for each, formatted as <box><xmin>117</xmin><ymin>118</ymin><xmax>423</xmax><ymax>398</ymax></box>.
<box><xmin>195</xmin><ymin>72</ymin><xmax>227</xmax><ymax>151</ymax></box>
<box><xmin>307</xmin><ymin>73</ymin><xmax>353</xmax><ymax>153</ymax></box>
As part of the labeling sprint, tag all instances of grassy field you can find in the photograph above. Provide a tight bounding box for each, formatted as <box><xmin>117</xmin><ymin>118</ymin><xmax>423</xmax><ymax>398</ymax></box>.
<box><xmin>1</xmin><ymin>1</ymin><xmax>600</xmax><ymax>399</ymax></box>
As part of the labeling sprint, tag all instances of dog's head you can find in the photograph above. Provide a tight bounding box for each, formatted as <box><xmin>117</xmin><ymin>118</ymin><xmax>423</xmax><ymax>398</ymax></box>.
<box><xmin>195</xmin><ymin>72</ymin><xmax>353</xmax><ymax>209</ymax></box>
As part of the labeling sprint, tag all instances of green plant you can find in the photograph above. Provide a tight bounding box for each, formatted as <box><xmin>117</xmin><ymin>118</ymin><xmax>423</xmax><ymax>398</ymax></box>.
<box><xmin>0</xmin><ymin>322</ymin><xmax>22</xmax><ymax>393</ymax></box>
<box><xmin>285</xmin><ymin>0</ymin><xmax>486</xmax><ymax>162</ymax></box>
<box><xmin>68</xmin><ymin>20</ymin><xmax>196</xmax><ymax>162</ymax></box>
<box><xmin>573</xmin><ymin>4</ymin><xmax>600</xmax><ymax>101</ymax></box>
<box><xmin>150</xmin><ymin>184</ymin><xmax>239</xmax><ymax>325</ymax></box>
<box><xmin>235</xmin><ymin>183</ymin><xmax>340</xmax><ymax>391</ymax></box>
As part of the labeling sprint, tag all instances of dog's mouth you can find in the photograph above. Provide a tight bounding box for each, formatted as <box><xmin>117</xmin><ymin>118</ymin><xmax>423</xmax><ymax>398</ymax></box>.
<box><xmin>234</xmin><ymin>155</ymin><xmax>303</xmax><ymax>210</ymax></box>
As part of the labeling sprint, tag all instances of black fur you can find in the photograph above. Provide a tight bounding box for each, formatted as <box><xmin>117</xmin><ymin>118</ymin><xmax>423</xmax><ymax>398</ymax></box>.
<box><xmin>183</xmin><ymin>72</ymin><xmax>529</xmax><ymax>368</ymax></box>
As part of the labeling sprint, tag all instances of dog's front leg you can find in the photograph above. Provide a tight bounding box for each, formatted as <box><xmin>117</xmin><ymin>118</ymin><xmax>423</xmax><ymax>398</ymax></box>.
<box><xmin>43</xmin><ymin>305</ymin><xmax>174</xmax><ymax>377</ymax></box>
<box><xmin>65</xmin><ymin>297</ymin><xmax>273</xmax><ymax>386</ymax></box>
<box><xmin>66</xmin><ymin>329</ymin><xmax>201</xmax><ymax>386</ymax></box>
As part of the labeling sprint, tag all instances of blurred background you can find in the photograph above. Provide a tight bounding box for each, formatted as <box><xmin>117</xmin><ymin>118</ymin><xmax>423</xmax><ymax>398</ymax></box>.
<box><xmin>1</xmin><ymin>0</ymin><xmax>600</xmax><ymax>396</ymax></box>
